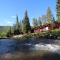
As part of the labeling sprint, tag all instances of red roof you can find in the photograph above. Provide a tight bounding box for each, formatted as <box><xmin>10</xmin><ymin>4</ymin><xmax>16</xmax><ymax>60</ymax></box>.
<box><xmin>31</xmin><ymin>21</ymin><xmax>60</xmax><ymax>33</ymax></box>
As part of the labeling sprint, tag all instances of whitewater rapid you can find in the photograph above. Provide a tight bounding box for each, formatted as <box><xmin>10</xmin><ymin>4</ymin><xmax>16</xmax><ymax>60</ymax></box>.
<box><xmin>32</xmin><ymin>43</ymin><xmax>60</xmax><ymax>54</ymax></box>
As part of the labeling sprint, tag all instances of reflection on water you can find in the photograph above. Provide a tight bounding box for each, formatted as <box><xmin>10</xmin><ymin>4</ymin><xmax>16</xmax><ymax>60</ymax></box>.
<box><xmin>0</xmin><ymin>38</ymin><xmax>60</xmax><ymax>60</ymax></box>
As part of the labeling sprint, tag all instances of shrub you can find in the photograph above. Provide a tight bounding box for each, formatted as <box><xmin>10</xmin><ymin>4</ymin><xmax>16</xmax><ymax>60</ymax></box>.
<box><xmin>14</xmin><ymin>29</ymin><xmax>60</xmax><ymax>40</ymax></box>
<box><xmin>0</xmin><ymin>32</ymin><xmax>6</xmax><ymax>38</ymax></box>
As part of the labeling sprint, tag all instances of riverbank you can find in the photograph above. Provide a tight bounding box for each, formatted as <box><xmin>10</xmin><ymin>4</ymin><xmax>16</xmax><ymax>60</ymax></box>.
<box><xmin>6</xmin><ymin>29</ymin><xmax>59</xmax><ymax>40</ymax></box>
<box><xmin>12</xmin><ymin>33</ymin><xmax>60</xmax><ymax>40</ymax></box>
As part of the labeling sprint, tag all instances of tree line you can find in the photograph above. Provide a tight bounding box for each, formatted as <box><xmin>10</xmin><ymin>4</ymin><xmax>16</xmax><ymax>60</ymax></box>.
<box><xmin>6</xmin><ymin>7</ymin><xmax>58</xmax><ymax>37</ymax></box>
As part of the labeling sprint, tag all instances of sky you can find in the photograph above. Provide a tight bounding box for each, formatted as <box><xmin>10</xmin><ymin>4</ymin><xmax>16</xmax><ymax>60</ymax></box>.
<box><xmin>0</xmin><ymin>0</ymin><xmax>56</xmax><ymax>26</ymax></box>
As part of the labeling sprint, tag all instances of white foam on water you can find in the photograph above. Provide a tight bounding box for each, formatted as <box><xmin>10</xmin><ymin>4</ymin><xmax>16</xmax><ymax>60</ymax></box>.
<box><xmin>33</xmin><ymin>44</ymin><xmax>60</xmax><ymax>53</ymax></box>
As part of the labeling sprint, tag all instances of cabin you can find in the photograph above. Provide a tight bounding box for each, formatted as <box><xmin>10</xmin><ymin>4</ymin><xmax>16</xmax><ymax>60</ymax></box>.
<box><xmin>32</xmin><ymin>22</ymin><xmax>60</xmax><ymax>33</ymax></box>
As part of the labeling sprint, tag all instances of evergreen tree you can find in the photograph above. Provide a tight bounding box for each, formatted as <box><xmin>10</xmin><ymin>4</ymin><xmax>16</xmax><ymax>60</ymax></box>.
<box><xmin>51</xmin><ymin>16</ymin><xmax>55</xmax><ymax>30</ymax></box>
<box><xmin>46</xmin><ymin>7</ymin><xmax>53</xmax><ymax>24</ymax></box>
<box><xmin>22</xmin><ymin>10</ymin><xmax>31</xmax><ymax>33</ymax></box>
<box><xmin>6</xmin><ymin>27</ymin><xmax>12</xmax><ymax>37</ymax></box>
<box><xmin>15</xmin><ymin>14</ymin><xmax>20</xmax><ymax>30</ymax></box>
<box><xmin>38</xmin><ymin>17</ymin><xmax>42</xmax><ymax>26</ymax></box>
<box><xmin>13</xmin><ymin>15</ymin><xmax>20</xmax><ymax>35</ymax></box>
<box><xmin>32</xmin><ymin>18</ymin><xmax>38</xmax><ymax>28</ymax></box>
<box><xmin>19</xmin><ymin>20</ymin><xmax>23</xmax><ymax>33</ymax></box>
<box><xmin>56</xmin><ymin>0</ymin><xmax>60</xmax><ymax>22</ymax></box>
<box><xmin>52</xmin><ymin>16</ymin><xmax>55</xmax><ymax>23</ymax></box>
<box><xmin>41</xmin><ymin>15</ymin><xmax>47</xmax><ymax>25</ymax></box>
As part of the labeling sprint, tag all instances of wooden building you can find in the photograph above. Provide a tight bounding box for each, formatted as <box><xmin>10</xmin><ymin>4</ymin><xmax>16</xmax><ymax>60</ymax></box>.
<box><xmin>31</xmin><ymin>0</ymin><xmax>60</xmax><ymax>33</ymax></box>
<box><xmin>32</xmin><ymin>22</ymin><xmax>60</xmax><ymax>33</ymax></box>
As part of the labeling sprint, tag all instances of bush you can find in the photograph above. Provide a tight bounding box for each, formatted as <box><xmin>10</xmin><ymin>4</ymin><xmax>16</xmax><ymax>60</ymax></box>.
<box><xmin>0</xmin><ymin>32</ymin><xmax>6</xmax><ymax>38</ymax></box>
<box><xmin>20</xmin><ymin>29</ymin><xmax>60</xmax><ymax>39</ymax></box>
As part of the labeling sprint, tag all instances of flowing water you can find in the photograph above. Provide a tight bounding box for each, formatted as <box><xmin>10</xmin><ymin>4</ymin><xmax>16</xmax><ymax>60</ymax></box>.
<box><xmin>0</xmin><ymin>38</ymin><xmax>60</xmax><ymax>60</ymax></box>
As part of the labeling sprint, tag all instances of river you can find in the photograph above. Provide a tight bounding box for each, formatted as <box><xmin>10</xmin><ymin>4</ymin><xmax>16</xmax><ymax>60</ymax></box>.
<box><xmin>0</xmin><ymin>38</ymin><xmax>60</xmax><ymax>60</ymax></box>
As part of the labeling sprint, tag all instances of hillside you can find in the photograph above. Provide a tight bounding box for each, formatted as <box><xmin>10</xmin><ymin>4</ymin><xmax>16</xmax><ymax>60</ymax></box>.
<box><xmin>0</xmin><ymin>26</ymin><xmax>11</xmax><ymax>33</ymax></box>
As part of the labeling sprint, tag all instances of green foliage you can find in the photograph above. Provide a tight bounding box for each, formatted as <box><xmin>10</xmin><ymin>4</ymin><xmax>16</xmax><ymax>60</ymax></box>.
<box><xmin>22</xmin><ymin>10</ymin><xmax>31</xmax><ymax>33</ymax></box>
<box><xmin>19</xmin><ymin>20</ymin><xmax>23</xmax><ymax>32</ymax></box>
<box><xmin>41</xmin><ymin>15</ymin><xmax>47</xmax><ymax>25</ymax></box>
<box><xmin>32</xmin><ymin>7</ymin><xmax>55</xmax><ymax>27</ymax></box>
<box><xmin>0</xmin><ymin>26</ymin><xmax>11</xmax><ymax>33</ymax></box>
<box><xmin>0</xmin><ymin>26</ymin><xmax>13</xmax><ymax>37</ymax></box>
<box><xmin>0</xmin><ymin>32</ymin><xmax>6</xmax><ymax>38</ymax></box>
<box><xmin>20</xmin><ymin>29</ymin><xmax>60</xmax><ymax>39</ymax></box>
<box><xmin>38</xmin><ymin>17</ymin><xmax>42</xmax><ymax>26</ymax></box>
<box><xmin>32</xmin><ymin>18</ymin><xmax>38</xmax><ymax>28</ymax></box>
<box><xmin>13</xmin><ymin>15</ymin><xmax>22</xmax><ymax>35</ymax></box>
<box><xmin>51</xmin><ymin>29</ymin><xmax>60</xmax><ymax>36</ymax></box>
<box><xmin>46</xmin><ymin>7</ymin><xmax>53</xmax><ymax>24</ymax></box>
<box><xmin>6</xmin><ymin>27</ymin><xmax>13</xmax><ymax>37</ymax></box>
<box><xmin>13</xmin><ymin>29</ymin><xmax>20</xmax><ymax>35</ymax></box>
<box><xmin>56</xmin><ymin>0</ymin><xmax>60</xmax><ymax>22</ymax></box>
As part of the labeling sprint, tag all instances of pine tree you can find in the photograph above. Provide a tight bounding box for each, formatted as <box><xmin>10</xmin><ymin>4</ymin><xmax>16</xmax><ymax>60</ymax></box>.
<box><xmin>38</xmin><ymin>17</ymin><xmax>42</xmax><ymax>26</ymax></box>
<box><xmin>22</xmin><ymin>10</ymin><xmax>31</xmax><ymax>33</ymax></box>
<box><xmin>32</xmin><ymin>18</ymin><xmax>38</xmax><ymax>28</ymax></box>
<box><xmin>13</xmin><ymin>15</ymin><xmax>20</xmax><ymax>35</ymax></box>
<box><xmin>41</xmin><ymin>15</ymin><xmax>47</xmax><ymax>25</ymax></box>
<box><xmin>15</xmin><ymin>14</ymin><xmax>20</xmax><ymax>30</ymax></box>
<box><xmin>19</xmin><ymin>20</ymin><xmax>23</xmax><ymax>33</ymax></box>
<box><xmin>52</xmin><ymin>16</ymin><xmax>55</xmax><ymax>23</ymax></box>
<box><xmin>51</xmin><ymin>16</ymin><xmax>55</xmax><ymax>30</ymax></box>
<box><xmin>6</xmin><ymin>27</ymin><xmax>12</xmax><ymax>37</ymax></box>
<box><xmin>46</xmin><ymin>7</ymin><xmax>53</xmax><ymax>24</ymax></box>
<box><xmin>56</xmin><ymin>0</ymin><xmax>60</xmax><ymax>22</ymax></box>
